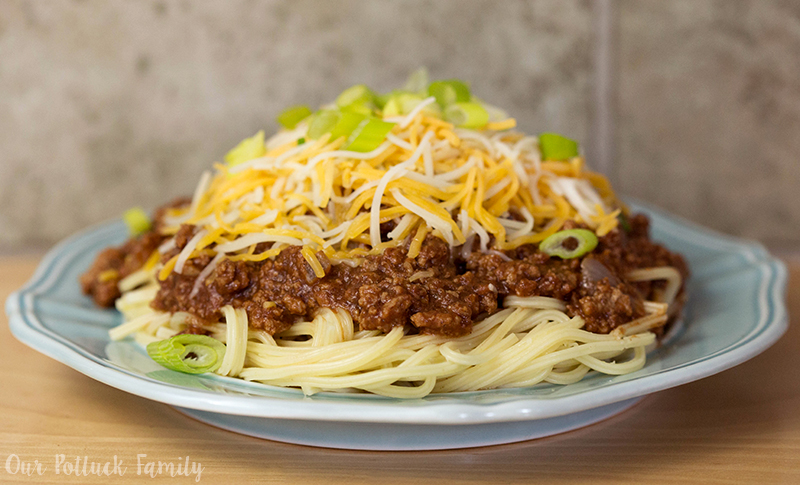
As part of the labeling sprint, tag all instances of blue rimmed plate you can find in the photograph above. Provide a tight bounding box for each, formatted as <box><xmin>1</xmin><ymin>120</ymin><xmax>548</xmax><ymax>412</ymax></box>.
<box><xmin>6</xmin><ymin>201</ymin><xmax>788</xmax><ymax>450</ymax></box>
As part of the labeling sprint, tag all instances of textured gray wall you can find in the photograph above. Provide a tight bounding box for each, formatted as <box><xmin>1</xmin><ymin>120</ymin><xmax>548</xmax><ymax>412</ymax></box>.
<box><xmin>617</xmin><ymin>0</ymin><xmax>800</xmax><ymax>249</ymax></box>
<box><xmin>0</xmin><ymin>0</ymin><xmax>593</xmax><ymax>250</ymax></box>
<box><xmin>1</xmin><ymin>0</ymin><xmax>798</xmax><ymax>251</ymax></box>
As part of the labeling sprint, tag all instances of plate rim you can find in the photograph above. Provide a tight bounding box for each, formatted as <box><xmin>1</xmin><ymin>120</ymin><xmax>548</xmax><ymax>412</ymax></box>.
<box><xmin>5</xmin><ymin>201</ymin><xmax>789</xmax><ymax>425</ymax></box>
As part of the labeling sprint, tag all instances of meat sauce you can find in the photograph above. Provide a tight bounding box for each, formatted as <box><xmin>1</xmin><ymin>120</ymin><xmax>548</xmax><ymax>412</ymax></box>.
<box><xmin>79</xmin><ymin>197</ymin><xmax>190</xmax><ymax>306</ymax></box>
<box><xmin>82</xmin><ymin>213</ymin><xmax>688</xmax><ymax>337</ymax></box>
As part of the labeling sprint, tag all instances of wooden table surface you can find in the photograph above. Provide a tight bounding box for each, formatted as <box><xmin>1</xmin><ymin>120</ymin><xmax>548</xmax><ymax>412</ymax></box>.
<box><xmin>1</xmin><ymin>255</ymin><xmax>799</xmax><ymax>484</ymax></box>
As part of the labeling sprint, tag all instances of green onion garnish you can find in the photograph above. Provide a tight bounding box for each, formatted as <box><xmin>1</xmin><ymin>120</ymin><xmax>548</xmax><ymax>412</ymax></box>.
<box><xmin>276</xmin><ymin>105</ymin><xmax>312</xmax><ymax>129</ymax></box>
<box><xmin>224</xmin><ymin>130</ymin><xmax>267</xmax><ymax>166</ymax></box>
<box><xmin>428</xmin><ymin>79</ymin><xmax>471</xmax><ymax>106</ymax></box>
<box><xmin>383</xmin><ymin>92</ymin><xmax>422</xmax><ymax>116</ymax></box>
<box><xmin>381</xmin><ymin>97</ymin><xmax>403</xmax><ymax>117</ymax></box>
<box><xmin>123</xmin><ymin>207</ymin><xmax>151</xmax><ymax>236</ymax></box>
<box><xmin>539</xmin><ymin>132</ymin><xmax>579</xmax><ymax>161</ymax></box>
<box><xmin>403</xmin><ymin>67</ymin><xmax>429</xmax><ymax>96</ymax></box>
<box><xmin>336</xmin><ymin>84</ymin><xmax>375</xmax><ymax>109</ymax></box>
<box><xmin>345</xmin><ymin>118</ymin><xmax>396</xmax><ymax>152</ymax></box>
<box><xmin>339</xmin><ymin>102</ymin><xmax>373</xmax><ymax>116</ymax></box>
<box><xmin>307</xmin><ymin>108</ymin><xmax>395</xmax><ymax>151</ymax></box>
<box><xmin>539</xmin><ymin>229</ymin><xmax>598</xmax><ymax>259</ymax></box>
<box><xmin>297</xmin><ymin>137</ymin><xmax>306</xmax><ymax>145</ymax></box>
<box><xmin>329</xmin><ymin>111</ymin><xmax>368</xmax><ymax>142</ymax></box>
<box><xmin>444</xmin><ymin>102</ymin><xmax>490</xmax><ymax>129</ymax></box>
<box><xmin>374</xmin><ymin>91</ymin><xmax>392</xmax><ymax>109</ymax></box>
<box><xmin>307</xmin><ymin>110</ymin><xmax>341</xmax><ymax>139</ymax></box>
<box><xmin>146</xmin><ymin>334</ymin><xmax>226</xmax><ymax>375</ymax></box>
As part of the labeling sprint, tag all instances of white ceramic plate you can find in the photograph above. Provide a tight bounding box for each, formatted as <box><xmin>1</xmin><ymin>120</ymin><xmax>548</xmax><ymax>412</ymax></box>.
<box><xmin>6</xmin><ymin>201</ymin><xmax>788</xmax><ymax>450</ymax></box>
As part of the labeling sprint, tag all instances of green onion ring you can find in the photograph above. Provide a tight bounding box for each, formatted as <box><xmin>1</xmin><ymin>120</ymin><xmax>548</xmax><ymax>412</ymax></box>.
<box><xmin>428</xmin><ymin>79</ymin><xmax>471</xmax><ymax>106</ymax></box>
<box><xmin>123</xmin><ymin>207</ymin><xmax>151</xmax><ymax>236</ymax></box>
<box><xmin>276</xmin><ymin>105</ymin><xmax>312</xmax><ymax>130</ymax></box>
<box><xmin>538</xmin><ymin>132</ymin><xmax>579</xmax><ymax>161</ymax></box>
<box><xmin>403</xmin><ymin>68</ymin><xmax>429</xmax><ymax>96</ymax></box>
<box><xmin>146</xmin><ymin>334</ymin><xmax>227</xmax><ymax>374</ymax></box>
<box><xmin>444</xmin><ymin>102</ymin><xmax>490</xmax><ymax>129</ymax></box>
<box><xmin>328</xmin><ymin>111</ymin><xmax>368</xmax><ymax>142</ymax></box>
<box><xmin>539</xmin><ymin>229</ymin><xmax>599</xmax><ymax>259</ymax></box>
<box><xmin>345</xmin><ymin>118</ymin><xmax>396</xmax><ymax>152</ymax></box>
<box><xmin>336</xmin><ymin>84</ymin><xmax>375</xmax><ymax>109</ymax></box>
<box><xmin>307</xmin><ymin>110</ymin><xmax>341</xmax><ymax>140</ymax></box>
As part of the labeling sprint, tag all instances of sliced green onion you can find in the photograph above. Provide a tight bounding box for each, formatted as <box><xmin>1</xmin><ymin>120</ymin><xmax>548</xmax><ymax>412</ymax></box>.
<box><xmin>307</xmin><ymin>110</ymin><xmax>341</xmax><ymax>139</ymax></box>
<box><xmin>428</xmin><ymin>79</ymin><xmax>471</xmax><ymax>106</ymax></box>
<box><xmin>403</xmin><ymin>67</ymin><xmax>429</xmax><ymax>95</ymax></box>
<box><xmin>297</xmin><ymin>137</ymin><xmax>306</xmax><ymax>145</ymax></box>
<box><xmin>327</xmin><ymin>111</ymin><xmax>366</xmax><ymax>142</ymax></box>
<box><xmin>383</xmin><ymin>92</ymin><xmax>421</xmax><ymax>116</ymax></box>
<box><xmin>147</xmin><ymin>334</ymin><xmax>226</xmax><ymax>375</ymax></box>
<box><xmin>276</xmin><ymin>105</ymin><xmax>312</xmax><ymax>129</ymax></box>
<box><xmin>382</xmin><ymin>97</ymin><xmax>403</xmax><ymax>117</ymax></box>
<box><xmin>339</xmin><ymin>102</ymin><xmax>373</xmax><ymax>116</ymax></box>
<box><xmin>224</xmin><ymin>130</ymin><xmax>267</xmax><ymax>166</ymax></box>
<box><xmin>374</xmin><ymin>91</ymin><xmax>392</xmax><ymax>109</ymax></box>
<box><xmin>444</xmin><ymin>102</ymin><xmax>490</xmax><ymax>128</ymax></box>
<box><xmin>345</xmin><ymin>118</ymin><xmax>395</xmax><ymax>152</ymax></box>
<box><xmin>539</xmin><ymin>132</ymin><xmax>579</xmax><ymax>161</ymax></box>
<box><xmin>336</xmin><ymin>84</ymin><xmax>375</xmax><ymax>109</ymax></box>
<box><xmin>539</xmin><ymin>229</ymin><xmax>598</xmax><ymax>259</ymax></box>
<box><xmin>308</xmin><ymin>110</ymin><xmax>379</xmax><ymax>143</ymax></box>
<box><xmin>123</xmin><ymin>207</ymin><xmax>151</xmax><ymax>236</ymax></box>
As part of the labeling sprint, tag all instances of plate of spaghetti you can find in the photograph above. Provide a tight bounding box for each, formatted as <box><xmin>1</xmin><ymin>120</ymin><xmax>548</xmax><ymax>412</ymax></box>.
<box><xmin>6</xmin><ymin>72</ymin><xmax>788</xmax><ymax>450</ymax></box>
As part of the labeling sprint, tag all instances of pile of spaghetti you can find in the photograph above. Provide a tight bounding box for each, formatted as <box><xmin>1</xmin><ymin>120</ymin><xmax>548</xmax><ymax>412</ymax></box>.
<box><xmin>82</xmin><ymin>72</ymin><xmax>688</xmax><ymax>398</ymax></box>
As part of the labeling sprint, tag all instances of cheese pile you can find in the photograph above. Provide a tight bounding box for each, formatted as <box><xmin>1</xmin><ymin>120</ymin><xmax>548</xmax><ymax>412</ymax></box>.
<box><xmin>158</xmin><ymin>82</ymin><xmax>622</xmax><ymax>281</ymax></box>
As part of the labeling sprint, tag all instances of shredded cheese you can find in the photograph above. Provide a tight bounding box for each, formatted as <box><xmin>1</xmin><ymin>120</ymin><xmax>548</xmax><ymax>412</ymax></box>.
<box><xmin>153</xmin><ymin>97</ymin><xmax>622</xmax><ymax>279</ymax></box>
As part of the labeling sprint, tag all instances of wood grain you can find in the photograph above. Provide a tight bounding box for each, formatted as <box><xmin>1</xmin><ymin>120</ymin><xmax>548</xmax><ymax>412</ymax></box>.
<box><xmin>1</xmin><ymin>255</ymin><xmax>799</xmax><ymax>484</ymax></box>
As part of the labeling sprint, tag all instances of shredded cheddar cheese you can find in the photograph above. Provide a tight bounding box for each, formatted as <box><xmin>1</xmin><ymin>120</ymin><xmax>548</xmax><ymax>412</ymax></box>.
<box><xmin>156</xmin><ymin>92</ymin><xmax>622</xmax><ymax>281</ymax></box>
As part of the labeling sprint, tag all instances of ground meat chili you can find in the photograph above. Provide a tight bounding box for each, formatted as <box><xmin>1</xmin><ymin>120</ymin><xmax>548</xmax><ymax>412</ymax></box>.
<box><xmin>82</xmin><ymin>210</ymin><xmax>688</xmax><ymax>338</ymax></box>
<box><xmin>80</xmin><ymin>231</ymin><xmax>164</xmax><ymax>307</ymax></box>
<box><xmin>80</xmin><ymin>197</ymin><xmax>191</xmax><ymax>307</ymax></box>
